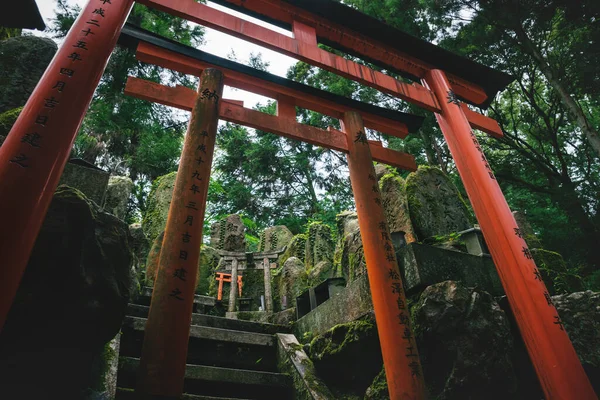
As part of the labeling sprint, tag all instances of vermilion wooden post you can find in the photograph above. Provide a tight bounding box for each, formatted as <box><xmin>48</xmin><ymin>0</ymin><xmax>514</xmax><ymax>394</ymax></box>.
<box><xmin>343</xmin><ymin>111</ymin><xmax>426</xmax><ymax>400</ymax></box>
<box><xmin>0</xmin><ymin>0</ymin><xmax>134</xmax><ymax>332</ymax></box>
<box><xmin>424</xmin><ymin>69</ymin><xmax>597</xmax><ymax>400</ymax></box>
<box><xmin>136</xmin><ymin>68</ymin><xmax>224</xmax><ymax>399</ymax></box>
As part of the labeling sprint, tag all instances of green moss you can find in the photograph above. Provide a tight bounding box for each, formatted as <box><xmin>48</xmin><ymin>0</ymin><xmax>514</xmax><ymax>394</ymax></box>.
<box><xmin>0</xmin><ymin>106</ymin><xmax>23</xmax><ymax>136</ymax></box>
<box><xmin>141</xmin><ymin>172</ymin><xmax>177</xmax><ymax>242</ymax></box>
<box><xmin>89</xmin><ymin>335</ymin><xmax>118</xmax><ymax>392</ymax></box>
<box><xmin>308</xmin><ymin>318</ymin><xmax>374</xmax><ymax>359</ymax></box>
<box><xmin>279</xmin><ymin>234</ymin><xmax>307</xmax><ymax>266</ymax></box>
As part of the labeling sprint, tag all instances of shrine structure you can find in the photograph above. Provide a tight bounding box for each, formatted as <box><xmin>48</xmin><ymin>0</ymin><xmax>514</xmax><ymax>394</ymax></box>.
<box><xmin>0</xmin><ymin>0</ymin><xmax>596</xmax><ymax>399</ymax></box>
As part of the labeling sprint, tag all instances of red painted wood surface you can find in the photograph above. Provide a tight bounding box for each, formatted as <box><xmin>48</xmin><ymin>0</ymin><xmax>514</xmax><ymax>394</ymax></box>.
<box><xmin>0</xmin><ymin>0</ymin><xmax>135</xmax><ymax>332</ymax></box>
<box><xmin>343</xmin><ymin>111</ymin><xmax>426</xmax><ymax>400</ymax></box>
<box><xmin>124</xmin><ymin>77</ymin><xmax>417</xmax><ymax>171</ymax></box>
<box><xmin>137</xmin><ymin>0</ymin><xmax>502</xmax><ymax>137</ymax></box>
<box><xmin>136</xmin><ymin>69</ymin><xmax>224</xmax><ymax>398</ymax></box>
<box><xmin>216</xmin><ymin>0</ymin><xmax>489</xmax><ymax>106</ymax></box>
<box><xmin>135</xmin><ymin>42</ymin><xmax>411</xmax><ymax>139</ymax></box>
<box><xmin>424</xmin><ymin>69</ymin><xmax>597</xmax><ymax>400</ymax></box>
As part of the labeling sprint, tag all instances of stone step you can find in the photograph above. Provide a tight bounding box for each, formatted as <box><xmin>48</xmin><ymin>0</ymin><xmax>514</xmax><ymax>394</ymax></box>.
<box><xmin>136</xmin><ymin>287</ymin><xmax>216</xmax><ymax>313</ymax></box>
<box><xmin>116</xmin><ymin>387</ymin><xmax>251</xmax><ymax>400</ymax></box>
<box><xmin>120</xmin><ymin>316</ymin><xmax>278</xmax><ymax>372</ymax></box>
<box><xmin>124</xmin><ymin>316</ymin><xmax>276</xmax><ymax>347</ymax></box>
<box><xmin>118</xmin><ymin>357</ymin><xmax>292</xmax><ymax>400</ymax></box>
<box><xmin>127</xmin><ymin>304</ymin><xmax>292</xmax><ymax>335</ymax></box>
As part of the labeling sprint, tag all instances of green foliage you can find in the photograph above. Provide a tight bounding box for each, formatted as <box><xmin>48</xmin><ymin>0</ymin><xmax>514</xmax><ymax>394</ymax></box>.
<box><xmin>0</xmin><ymin>106</ymin><xmax>22</xmax><ymax>136</ymax></box>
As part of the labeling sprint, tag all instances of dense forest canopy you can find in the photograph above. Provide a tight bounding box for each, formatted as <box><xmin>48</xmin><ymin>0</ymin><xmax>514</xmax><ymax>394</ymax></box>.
<box><xmin>47</xmin><ymin>0</ymin><xmax>598</xmax><ymax>283</ymax></box>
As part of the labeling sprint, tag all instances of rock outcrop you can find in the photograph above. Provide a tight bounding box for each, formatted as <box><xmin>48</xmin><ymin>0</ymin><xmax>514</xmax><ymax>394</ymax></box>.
<box><xmin>0</xmin><ymin>36</ymin><xmax>58</xmax><ymax>113</ymax></box>
<box><xmin>405</xmin><ymin>166</ymin><xmax>471</xmax><ymax>240</ymax></box>
<box><xmin>277</xmin><ymin>257</ymin><xmax>306</xmax><ymax>310</ymax></box>
<box><xmin>258</xmin><ymin>225</ymin><xmax>294</xmax><ymax>252</ymax></box>
<box><xmin>305</xmin><ymin>222</ymin><xmax>334</xmax><ymax>272</ymax></box>
<box><xmin>0</xmin><ymin>186</ymin><xmax>133</xmax><ymax>399</ymax></box>
<box><xmin>104</xmin><ymin>175</ymin><xmax>134</xmax><ymax>220</ymax></box>
<box><xmin>142</xmin><ymin>172</ymin><xmax>176</xmax><ymax>242</ymax></box>
<box><xmin>413</xmin><ymin>280</ymin><xmax>517</xmax><ymax>399</ymax></box>
<box><xmin>210</xmin><ymin>214</ymin><xmax>247</xmax><ymax>252</ymax></box>
<box><xmin>380</xmin><ymin>171</ymin><xmax>417</xmax><ymax>243</ymax></box>
<box><xmin>333</xmin><ymin>211</ymin><xmax>365</xmax><ymax>283</ymax></box>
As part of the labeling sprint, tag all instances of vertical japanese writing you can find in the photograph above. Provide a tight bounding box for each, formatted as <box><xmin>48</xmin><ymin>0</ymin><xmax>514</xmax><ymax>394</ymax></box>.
<box><xmin>8</xmin><ymin>0</ymin><xmax>113</xmax><ymax>169</ymax></box>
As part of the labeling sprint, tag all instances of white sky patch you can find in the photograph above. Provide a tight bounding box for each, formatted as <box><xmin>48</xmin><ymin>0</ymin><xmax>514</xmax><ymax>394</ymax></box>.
<box><xmin>28</xmin><ymin>0</ymin><xmax>297</xmax><ymax>109</ymax></box>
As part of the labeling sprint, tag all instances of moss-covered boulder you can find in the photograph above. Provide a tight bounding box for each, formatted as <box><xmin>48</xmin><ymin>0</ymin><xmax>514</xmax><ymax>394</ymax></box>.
<box><xmin>104</xmin><ymin>175</ymin><xmax>134</xmax><ymax>220</ymax></box>
<box><xmin>532</xmin><ymin>248</ymin><xmax>584</xmax><ymax>294</ymax></box>
<box><xmin>129</xmin><ymin>223</ymin><xmax>150</xmax><ymax>298</ymax></box>
<box><xmin>306</xmin><ymin>315</ymin><xmax>382</xmax><ymax>395</ymax></box>
<box><xmin>333</xmin><ymin>211</ymin><xmax>365</xmax><ymax>283</ymax></box>
<box><xmin>552</xmin><ymin>291</ymin><xmax>600</xmax><ymax>374</ymax></box>
<box><xmin>142</xmin><ymin>172</ymin><xmax>176</xmax><ymax>242</ymax></box>
<box><xmin>374</xmin><ymin>163</ymin><xmax>394</xmax><ymax>180</ymax></box>
<box><xmin>413</xmin><ymin>280</ymin><xmax>517</xmax><ymax>399</ymax></box>
<box><xmin>305</xmin><ymin>222</ymin><xmax>335</xmax><ymax>271</ymax></box>
<box><xmin>58</xmin><ymin>159</ymin><xmax>110</xmax><ymax>206</ymax></box>
<box><xmin>405</xmin><ymin>166</ymin><xmax>471</xmax><ymax>240</ymax></box>
<box><xmin>145</xmin><ymin>231</ymin><xmax>164</xmax><ymax>286</ymax></box>
<box><xmin>210</xmin><ymin>214</ymin><xmax>247</xmax><ymax>252</ymax></box>
<box><xmin>279</xmin><ymin>234</ymin><xmax>307</xmax><ymax>266</ymax></box>
<box><xmin>380</xmin><ymin>171</ymin><xmax>417</xmax><ymax>243</ymax></box>
<box><xmin>0</xmin><ymin>36</ymin><xmax>57</xmax><ymax>113</ymax></box>
<box><xmin>0</xmin><ymin>185</ymin><xmax>133</xmax><ymax>399</ymax></box>
<box><xmin>364</xmin><ymin>367</ymin><xmax>388</xmax><ymax>400</ymax></box>
<box><xmin>258</xmin><ymin>225</ymin><xmax>294</xmax><ymax>252</ymax></box>
<box><xmin>196</xmin><ymin>245</ymin><xmax>220</xmax><ymax>295</ymax></box>
<box><xmin>0</xmin><ymin>106</ymin><xmax>22</xmax><ymax>136</ymax></box>
<box><xmin>277</xmin><ymin>257</ymin><xmax>307</xmax><ymax>310</ymax></box>
<box><xmin>145</xmin><ymin>230</ymin><xmax>218</xmax><ymax>295</ymax></box>
<box><xmin>308</xmin><ymin>261</ymin><xmax>335</xmax><ymax>286</ymax></box>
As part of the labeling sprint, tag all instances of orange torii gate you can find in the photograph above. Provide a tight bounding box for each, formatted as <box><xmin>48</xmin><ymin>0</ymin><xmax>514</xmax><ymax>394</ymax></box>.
<box><xmin>0</xmin><ymin>0</ymin><xmax>594</xmax><ymax>400</ymax></box>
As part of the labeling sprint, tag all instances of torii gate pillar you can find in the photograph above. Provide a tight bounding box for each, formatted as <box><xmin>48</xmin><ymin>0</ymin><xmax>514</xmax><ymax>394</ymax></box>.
<box><xmin>424</xmin><ymin>69</ymin><xmax>596</xmax><ymax>400</ymax></box>
<box><xmin>343</xmin><ymin>111</ymin><xmax>426</xmax><ymax>400</ymax></box>
<box><xmin>136</xmin><ymin>68</ymin><xmax>224</xmax><ymax>398</ymax></box>
<box><xmin>0</xmin><ymin>0</ymin><xmax>134</xmax><ymax>332</ymax></box>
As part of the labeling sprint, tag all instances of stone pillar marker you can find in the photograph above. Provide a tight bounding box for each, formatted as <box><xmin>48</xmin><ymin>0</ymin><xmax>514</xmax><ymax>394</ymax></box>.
<box><xmin>0</xmin><ymin>0</ymin><xmax>135</xmax><ymax>332</ymax></box>
<box><xmin>263</xmin><ymin>257</ymin><xmax>274</xmax><ymax>313</ymax></box>
<box><xmin>424</xmin><ymin>69</ymin><xmax>596</xmax><ymax>400</ymax></box>
<box><xmin>342</xmin><ymin>111</ymin><xmax>426</xmax><ymax>400</ymax></box>
<box><xmin>136</xmin><ymin>68</ymin><xmax>224</xmax><ymax>399</ymax></box>
<box><xmin>228</xmin><ymin>258</ymin><xmax>239</xmax><ymax>312</ymax></box>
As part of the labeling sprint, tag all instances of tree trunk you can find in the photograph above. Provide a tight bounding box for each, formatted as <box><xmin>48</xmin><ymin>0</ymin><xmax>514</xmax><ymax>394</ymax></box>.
<box><xmin>514</xmin><ymin>25</ymin><xmax>600</xmax><ymax>158</ymax></box>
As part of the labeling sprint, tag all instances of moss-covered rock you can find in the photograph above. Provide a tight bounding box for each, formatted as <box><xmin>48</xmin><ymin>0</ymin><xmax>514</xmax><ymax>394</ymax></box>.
<box><xmin>307</xmin><ymin>315</ymin><xmax>382</xmax><ymax>395</ymax></box>
<box><xmin>279</xmin><ymin>234</ymin><xmax>307</xmax><ymax>266</ymax></box>
<box><xmin>0</xmin><ymin>36</ymin><xmax>57</xmax><ymax>113</ymax></box>
<box><xmin>552</xmin><ymin>291</ymin><xmax>600</xmax><ymax>370</ymax></box>
<box><xmin>380</xmin><ymin>171</ymin><xmax>417</xmax><ymax>243</ymax></box>
<box><xmin>333</xmin><ymin>211</ymin><xmax>365</xmax><ymax>283</ymax></box>
<box><xmin>258</xmin><ymin>225</ymin><xmax>294</xmax><ymax>252</ymax></box>
<box><xmin>210</xmin><ymin>214</ymin><xmax>247</xmax><ymax>252</ymax></box>
<box><xmin>413</xmin><ymin>281</ymin><xmax>516</xmax><ymax>399</ymax></box>
<box><xmin>364</xmin><ymin>367</ymin><xmax>388</xmax><ymax>400</ymax></box>
<box><xmin>0</xmin><ymin>106</ymin><xmax>22</xmax><ymax>136</ymax></box>
<box><xmin>0</xmin><ymin>185</ymin><xmax>133</xmax><ymax>399</ymax></box>
<box><xmin>305</xmin><ymin>222</ymin><xmax>335</xmax><ymax>272</ymax></box>
<box><xmin>145</xmin><ymin>231</ymin><xmax>165</xmax><ymax>286</ymax></box>
<box><xmin>405</xmin><ymin>166</ymin><xmax>471</xmax><ymax>240</ymax></box>
<box><xmin>142</xmin><ymin>172</ymin><xmax>176</xmax><ymax>242</ymax></box>
<box><xmin>278</xmin><ymin>257</ymin><xmax>308</xmax><ymax>310</ymax></box>
<box><xmin>58</xmin><ymin>160</ymin><xmax>110</xmax><ymax>206</ymax></box>
<box><xmin>129</xmin><ymin>223</ymin><xmax>150</xmax><ymax>298</ymax></box>
<box><xmin>104</xmin><ymin>175</ymin><xmax>134</xmax><ymax>220</ymax></box>
<box><xmin>196</xmin><ymin>245</ymin><xmax>220</xmax><ymax>295</ymax></box>
<box><xmin>145</xmin><ymin>231</ymin><xmax>219</xmax><ymax>296</ymax></box>
<box><xmin>532</xmin><ymin>248</ymin><xmax>584</xmax><ymax>294</ymax></box>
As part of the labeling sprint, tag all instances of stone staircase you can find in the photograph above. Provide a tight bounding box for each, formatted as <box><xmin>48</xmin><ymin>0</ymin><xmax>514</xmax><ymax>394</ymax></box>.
<box><xmin>115</xmin><ymin>292</ymin><xmax>295</xmax><ymax>400</ymax></box>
